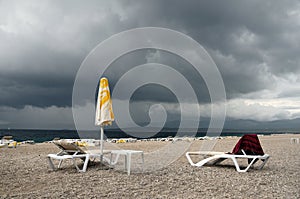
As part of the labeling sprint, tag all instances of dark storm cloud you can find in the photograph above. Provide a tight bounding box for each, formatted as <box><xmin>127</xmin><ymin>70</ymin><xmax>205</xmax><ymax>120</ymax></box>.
<box><xmin>0</xmin><ymin>0</ymin><xmax>299</xmax><ymax>128</ymax></box>
<box><xmin>120</xmin><ymin>0</ymin><xmax>300</xmax><ymax>97</ymax></box>
<box><xmin>104</xmin><ymin>50</ymin><xmax>210</xmax><ymax>103</ymax></box>
<box><xmin>1</xmin><ymin>0</ymin><xmax>299</xmax><ymax>108</ymax></box>
<box><xmin>0</xmin><ymin>48</ymin><xmax>80</xmax><ymax>108</ymax></box>
<box><xmin>0</xmin><ymin>0</ymin><xmax>128</xmax><ymax>108</ymax></box>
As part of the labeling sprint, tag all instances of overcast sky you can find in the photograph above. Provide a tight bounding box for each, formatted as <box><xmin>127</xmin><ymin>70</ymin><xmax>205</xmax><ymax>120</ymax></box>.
<box><xmin>0</xmin><ymin>0</ymin><xmax>300</xmax><ymax>129</ymax></box>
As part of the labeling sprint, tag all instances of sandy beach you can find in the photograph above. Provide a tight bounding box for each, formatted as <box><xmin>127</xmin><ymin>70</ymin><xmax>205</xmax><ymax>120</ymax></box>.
<box><xmin>0</xmin><ymin>134</ymin><xmax>299</xmax><ymax>198</ymax></box>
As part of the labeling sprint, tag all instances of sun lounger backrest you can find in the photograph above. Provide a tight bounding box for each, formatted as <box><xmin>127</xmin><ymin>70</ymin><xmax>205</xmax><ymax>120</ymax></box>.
<box><xmin>53</xmin><ymin>140</ymin><xmax>86</xmax><ymax>154</ymax></box>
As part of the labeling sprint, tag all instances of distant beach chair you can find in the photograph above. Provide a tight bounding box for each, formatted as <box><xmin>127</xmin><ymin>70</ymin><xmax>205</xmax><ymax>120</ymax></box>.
<box><xmin>290</xmin><ymin>138</ymin><xmax>299</xmax><ymax>144</ymax></box>
<box><xmin>47</xmin><ymin>140</ymin><xmax>110</xmax><ymax>172</ymax></box>
<box><xmin>8</xmin><ymin>141</ymin><xmax>17</xmax><ymax>148</ymax></box>
<box><xmin>186</xmin><ymin>134</ymin><xmax>270</xmax><ymax>172</ymax></box>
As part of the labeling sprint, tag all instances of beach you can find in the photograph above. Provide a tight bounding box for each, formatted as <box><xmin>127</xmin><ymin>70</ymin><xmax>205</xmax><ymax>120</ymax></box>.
<box><xmin>0</xmin><ymin>134</ymin><xmax>299</xmax><ymax>198</ymax></box>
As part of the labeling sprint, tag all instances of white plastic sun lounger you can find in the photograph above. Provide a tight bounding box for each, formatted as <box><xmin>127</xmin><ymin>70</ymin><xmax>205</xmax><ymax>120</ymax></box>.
<box><xmin>47</xmin><ymin>141</ymin><xmax>109</xmax><ymax>172</ymax></box>
<box><xmin>186</xmin><ymin>150</ymin><xmax>270</xmax><ymax>172</ymax></box>
<box><xmin>47</xmin><ymin>153</ymin><xmax>100</xmax><ymax>172</ymax></box>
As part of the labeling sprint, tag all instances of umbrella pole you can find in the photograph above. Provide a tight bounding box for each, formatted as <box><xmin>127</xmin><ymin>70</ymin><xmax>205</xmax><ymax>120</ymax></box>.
<box><xmin>100</xmin><ymin>126</ymin><xmax>104</xmax><ymax>162</ymax></box>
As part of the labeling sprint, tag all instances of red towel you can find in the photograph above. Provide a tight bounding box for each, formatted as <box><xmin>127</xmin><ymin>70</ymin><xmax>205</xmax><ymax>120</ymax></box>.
<box><xmin>232</xmin><ymin>134</ymin><xmax>264</xmax><ymax>155</ymax></box>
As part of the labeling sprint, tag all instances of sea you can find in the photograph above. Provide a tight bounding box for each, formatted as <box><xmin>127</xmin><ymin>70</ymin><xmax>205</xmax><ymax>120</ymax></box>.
<box><xmin>0</xmin><ymin>128</ymin><xmax>299</xmax><ymax>143</ymax></box>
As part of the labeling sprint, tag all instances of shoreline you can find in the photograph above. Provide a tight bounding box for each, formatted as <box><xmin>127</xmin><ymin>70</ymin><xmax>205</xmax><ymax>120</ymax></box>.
<box><xmin>1</xmin><ymin>130</ymin><xmax>299</xmax><ymax>143</ymax></box>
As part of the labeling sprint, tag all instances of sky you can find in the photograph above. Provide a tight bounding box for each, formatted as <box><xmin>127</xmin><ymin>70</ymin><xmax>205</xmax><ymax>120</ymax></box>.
<box><xmin>0</xmin><ymin>0</ymin><xmax>300</xmax><ymax>129</ymax></box>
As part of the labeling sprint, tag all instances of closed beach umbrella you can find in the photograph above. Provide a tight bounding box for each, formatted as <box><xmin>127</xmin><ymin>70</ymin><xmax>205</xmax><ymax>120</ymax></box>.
<box><xmin>95</xmin><ymin>77</ymin><xmax>114</xmax><ymax>157</ymax></box>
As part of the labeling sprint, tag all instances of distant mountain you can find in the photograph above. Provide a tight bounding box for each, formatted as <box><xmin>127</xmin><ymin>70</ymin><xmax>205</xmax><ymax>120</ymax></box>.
<box><xmin>224</xmin><ymin>118</ymin><xmax>300</xmax><ymax>130</ymax></box>
<box><xmin>111</xmin><ymin>117</ymin><xmax>300</xmax><ymax>131</ymax></box>
<box><xmin>162</xmin><ymin>117</ymin><xmax>300</xmax><ymax>130</ymax></box>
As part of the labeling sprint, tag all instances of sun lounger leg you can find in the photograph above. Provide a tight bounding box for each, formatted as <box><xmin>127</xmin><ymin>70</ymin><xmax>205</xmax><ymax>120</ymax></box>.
<box><xmin>110</xmin><ymin>153</ymin><xmax>112</xmax><ymax>165</ymax></box>
<box><xmin>72</xmin><ymin>155</ymin><xmax>90</xmax><ymax>173</ymax></box>
<box><xmin>185</xmin><ymin>152</ymin><xmax>196</xmax><ymax>166</ymax></box>
<box><xmin>47</xmin><ymin>157</ymin><xmax>56</xmax><ymax>170</ymax></box>
<box><xmin>141</xmin><ymin>152</ymin><xmax>144</xmax><ymax>173</ymax></box>
<box><xmin>58</xmin><ymin>159</ymin><xmax>63</xmax><ymax>169</ymax></box>
<box><xmin>125</xmin><ymin>153</ymin><xmax>132</xmax><ymax>175</ymax></box>
<box><xmin>243</xmin><ymin>158</ymin><xmax>257</xmax><ymax>172</ymax></box>
<box><xmin>232</xmin><ymin>157</ymin><xmax>257</xmax><ymax>172</ymax></box>
<box><xmin>102</xmin><ymin>156</ymin><xmax>110</xmax><ymax>164</ymax></box>
<box><xmin>81</xmin><ymin>154</ymin><xmax>90</xmax><ymax>172</ymax></box>
<box><xmin>110</xmin><ymin>153</ymin><xmax>120</xmax><ymax>166</ymax></box>
<box><xmin>71</xmin><ymin>158</ymin><xmax>80</xmax><ymax>171</ymax></box>
<box><xmin>257</xmin><ymin>156</ymin><xmax>270</xmax><ymax>170</ymax></box>
<box><xmin>231</xmin><ymin>157</ymin><xmax>246</xmax><ymax>172</ymax></box>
